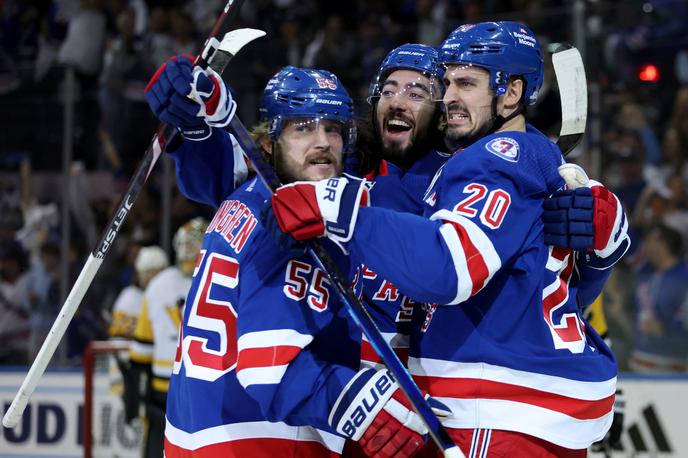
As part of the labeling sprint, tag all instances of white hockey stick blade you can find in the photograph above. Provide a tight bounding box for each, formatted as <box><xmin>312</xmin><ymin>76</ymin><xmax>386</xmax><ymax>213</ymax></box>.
<box><xmin>2</xmin><ymin>254</ymin><xmax>103</xmax><ymax>428</ymax></box>
<box><xmin>207</xmin><ymin>28</ymin><xmax>266</xmax><ymax>73</ymax></box>
<box><xmin>218</xmin><ymin>28</ymin><xmax>266</xmax><ymax>56</ymax></box>
<box><xmin>552</xmin><ymin>46</ymin><xmax>587</xmax><ymax>155</ymax></box>
<box><xmin>189</xmin><ymin>28</ymin><xmax>266</xmax><ymax>102</ymax></box>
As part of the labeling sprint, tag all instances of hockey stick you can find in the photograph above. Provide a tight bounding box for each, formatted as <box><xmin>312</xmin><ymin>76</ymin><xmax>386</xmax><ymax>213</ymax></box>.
<box><xmin>226</xmin><ymin>117</ymin><xmax>463</xmax><ymax>457</ymax></box>
<box><xmin>1</xmin><ymin>18</ymin><xmax>261</xmax><ymax>431</ymax></box>
<box><xmin>552</xmin><ymin>45</ymin><xmax>587</xmax><ymax>156</ymax></box>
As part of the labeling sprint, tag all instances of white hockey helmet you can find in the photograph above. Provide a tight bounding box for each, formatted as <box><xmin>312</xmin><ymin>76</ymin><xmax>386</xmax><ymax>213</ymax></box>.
<box><xmin>134</xmin><ymin>245</ymin><xmax>170</xmax><ymax>272</ymax></box>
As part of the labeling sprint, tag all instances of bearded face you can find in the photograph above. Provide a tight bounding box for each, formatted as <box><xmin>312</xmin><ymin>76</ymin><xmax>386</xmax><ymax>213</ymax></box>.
<box><xmin>375</xmin><ymin>70</ymin><xmax>438</xmax><ymax>164</ymax></box>
<box><xmin>273</xmin><ymin>117</ymin><xmax>345</xmax><ymax>183</ymax></box>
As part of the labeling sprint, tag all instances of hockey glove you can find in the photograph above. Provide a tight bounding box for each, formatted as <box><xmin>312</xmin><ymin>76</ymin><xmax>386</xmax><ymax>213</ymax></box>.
<box><xmin>145</xmin><ymin>55</ymin><xmax>236</xmax><ymax>141</ymax></box>
<box><xmin>272</xmin><ymin>175</ymin><xmax>370</xmax><ymax>250</ymax></box>
<box><xmin>544</xmin><ymin>164</ymin><xmax>630</xmax><ymax>268</ymax></box>
<box><xmin>329</xmin><ymin>368</ymin><xmax>452</xmax><ymax>458</ymax></box>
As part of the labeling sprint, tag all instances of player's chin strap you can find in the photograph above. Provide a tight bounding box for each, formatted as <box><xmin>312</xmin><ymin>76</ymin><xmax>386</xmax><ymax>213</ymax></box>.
<box><xmin>489</xmin><ymin>89</ymin><xmax>525</xmax><ymax>132</ymax></box>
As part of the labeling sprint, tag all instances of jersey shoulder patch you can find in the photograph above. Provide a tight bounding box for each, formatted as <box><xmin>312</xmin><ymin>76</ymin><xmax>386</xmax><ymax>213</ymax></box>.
<box><xmin>485</xmin><ymin>136</ymin><xmax>520</xmax><ymax>163</ymax></box>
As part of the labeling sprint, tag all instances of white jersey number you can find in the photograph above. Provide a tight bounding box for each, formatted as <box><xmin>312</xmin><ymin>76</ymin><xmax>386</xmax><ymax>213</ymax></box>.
<box><xmin>543</xmin><ymin>247</ymin><xmax>586</xmax><ymax>354</ymax></box>
<box><xmin>178</xmin><ymin>252</ymin><xmax>240</xmax><ymax>381</ymax></box>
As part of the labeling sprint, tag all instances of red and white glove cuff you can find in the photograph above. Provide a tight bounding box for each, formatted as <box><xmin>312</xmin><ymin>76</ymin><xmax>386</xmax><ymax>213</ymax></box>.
<box><xmin>589</xmin><ymin>179</ymin><xmax>629</xmax><ymax>259</ymax></box>
<box><xmin>191</xmin><ymin>66</ymin><xmax>236</xmax><ymax>127</ymax></box>
<box><xmin>315</xmin><ymin>175</ymin><xmax>370</xmax><ymax>246</ymax></box>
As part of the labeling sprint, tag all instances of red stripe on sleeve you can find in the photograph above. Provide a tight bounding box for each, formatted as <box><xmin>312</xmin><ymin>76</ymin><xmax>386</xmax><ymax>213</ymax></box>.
<box><xmin>236</xmin><ymin>346</ymin><xmax>302</xmax><ymax>372</ymax></box>
<box><xmin>445</xmin><ymin>221</ymin><xmax>490</xmax><ymax>295</ymax></box>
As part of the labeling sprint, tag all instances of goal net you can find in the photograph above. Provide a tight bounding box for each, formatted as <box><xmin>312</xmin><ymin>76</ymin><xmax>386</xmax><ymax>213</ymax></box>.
<box><xmin>82</xmin><ymin>340</ymin><xmax>144</xmax><ymax>458</ymax></box>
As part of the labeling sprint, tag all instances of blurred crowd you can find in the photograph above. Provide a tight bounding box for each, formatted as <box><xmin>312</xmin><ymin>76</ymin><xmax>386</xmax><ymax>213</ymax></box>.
<box><xmin>1</xmin><ymin>0</ymin><xmax>688</xmax><ymax>372</ymax></box>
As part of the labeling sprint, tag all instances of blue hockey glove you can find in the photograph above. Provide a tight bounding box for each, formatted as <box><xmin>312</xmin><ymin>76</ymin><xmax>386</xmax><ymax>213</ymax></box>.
<box><xmin>545</xmin><ymin>164</ymin><xmax>630</xmax><ymax>268</ymax></box>
<box><xmin>543</xmin><ymin>188</ymin><xmax>630</xmax><ymax>267</ymax></box>
<box><xmin>145</xmin><ymin>55</ymin><xmax>236</xmax><ymax>141</ymax></box>
<box><xmin>329</xmin><ymin>368</ymin><xmax>452</xmax><ymax>458</ymax></box>
<box><xmin>272</xmin><ymin>175</ymin><xmax>370</xmax><ymax>252</ymax></box>
<box><xmin>543</xmin><ymin>188</ymin><xmax>595</xmax><ymax>251</ymax></box>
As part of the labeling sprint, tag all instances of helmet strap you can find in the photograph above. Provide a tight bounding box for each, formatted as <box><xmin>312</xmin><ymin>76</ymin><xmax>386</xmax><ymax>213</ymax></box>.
<box><xmin>491</xmin><ymin>93</ymin><xmax>525</xmax><ymax>133</ymax></box>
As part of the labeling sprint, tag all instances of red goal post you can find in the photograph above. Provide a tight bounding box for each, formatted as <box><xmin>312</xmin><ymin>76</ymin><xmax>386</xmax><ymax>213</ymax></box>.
<box><xmin>82</xmin><ymin>340</ymin><xmax>143</xmax><ymax>458</ymax></box>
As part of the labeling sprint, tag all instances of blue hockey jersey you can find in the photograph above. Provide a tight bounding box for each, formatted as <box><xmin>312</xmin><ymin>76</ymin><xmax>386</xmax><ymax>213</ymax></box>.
<box><xmin>169</xmin><ymin>127</ymin><xmax>617</xmax><ymax>450</ymax></box>
<box><xmin>164</xmin><ymin>177</ymin><xmax>362</xmax><ymax>457</ymax></box>
<box><xmin>345</xmin><ymin>129</ymin><xmax>618</xmax><ymax>449</ymax></box>
<box><xmin>357</xmin><ymin>151</ymin><xmax>453</xmax><ymax>369</ymax></box>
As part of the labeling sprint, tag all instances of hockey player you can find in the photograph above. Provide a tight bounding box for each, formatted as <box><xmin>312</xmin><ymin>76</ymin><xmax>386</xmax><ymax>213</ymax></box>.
<box><xmin>272</xmin><ymin>22</ymin><xmax>630</xmax><ymax>457</ymax></box>
<box><xmin>109</xmin><ymin>245</ymin><xmax>169</xmax><ymax>423</ymax></box>
<box><xmin>130</xmin><ymin>219</ymin><xmax>206</xmax><ymax>458</ymax></box>
<box><xmin>109</xmin><ymin>245</ymin><xmax>170</xmax><ymax>342</ymax></box>
<box><xmin>156</xmin><ymin>65</ymin><xmax>444</xmax><ymax>458</ymax></box>
<box><xmin>147</xmin><ymin>42</ymin><xmax>627</xmax><ymax>456</ymax></box>
<box><xmin>145</xmin><ymin>43</ymin><xmax>449</xmax><ymax>373</ymax></box>
<box><xmin>349</xmin><ymin>44</ymin><xmax>448</xmax><ymax>370</ymax></box>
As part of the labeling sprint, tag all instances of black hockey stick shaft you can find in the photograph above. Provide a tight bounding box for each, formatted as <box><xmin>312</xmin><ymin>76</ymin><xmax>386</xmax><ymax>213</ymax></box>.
<box><xmin>2</xmin><ymin>0</ymin><xmax>246</xmax><ymax>429</ymax></box>
<box><xmin>227</xmin><ymin>116</ymin><xmax>464</xmax><ymax>457</ymax></box>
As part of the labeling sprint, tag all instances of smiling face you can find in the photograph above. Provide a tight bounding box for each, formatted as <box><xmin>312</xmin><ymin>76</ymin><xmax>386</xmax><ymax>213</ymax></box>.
<box><xmin>442</xmin><ymin>64</ymin><xmax>497</xmax><ymax>148</ymax></box>
<box><xmin>375</xmin><ymin>69</ymin><xmax>438</xmax><ymax>163</ymax></box>
<box><xmin>273</xmin><ymin>117</ymin><xmax>345</xmax><ymax>182</ymax></box>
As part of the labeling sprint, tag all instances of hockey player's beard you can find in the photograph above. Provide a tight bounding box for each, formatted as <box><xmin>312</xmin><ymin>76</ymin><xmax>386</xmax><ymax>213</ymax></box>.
<box><xmin>443</xmin><ymin>102</ymin><xmax>497</xmax><ymax>150</ymax></box>
<box><xmin>378</xmin><ymin>115</ymin><xmax>432</xmax><ymax>170</ymax></box>
<box><xmin>272</xmin><ymin>143</ymin><xmax>342</xmax><ymax>184</ymax></box>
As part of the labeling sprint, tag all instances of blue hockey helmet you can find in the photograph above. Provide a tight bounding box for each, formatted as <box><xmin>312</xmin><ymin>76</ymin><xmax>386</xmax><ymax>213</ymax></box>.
<box><xmin>368</xmin><ymin>43</ymin><xmax>444</xmax><ymax>104</ymax></box>
<box><xmin>259</xmin><ymin>66</ymin><xmax>356</xmax><ymax>152</ymax></box>
<box><xmin>439</xmin><ymin>22</ymin><xmax>544</xmax><ymax>105</ymax></box>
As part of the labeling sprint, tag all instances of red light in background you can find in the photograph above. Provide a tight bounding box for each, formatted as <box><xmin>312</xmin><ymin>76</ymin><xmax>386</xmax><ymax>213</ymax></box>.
<box><xmin>639</xmin><ymin>64</ymin><xmax>660</xmax><ymax>82</ymax></box>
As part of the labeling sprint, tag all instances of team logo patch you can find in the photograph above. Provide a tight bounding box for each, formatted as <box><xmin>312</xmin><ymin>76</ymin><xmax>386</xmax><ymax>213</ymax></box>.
<box><xmin>486</xmin><ymin>137</ymin><xmax>520</xmax><ymax>162</ymax></box>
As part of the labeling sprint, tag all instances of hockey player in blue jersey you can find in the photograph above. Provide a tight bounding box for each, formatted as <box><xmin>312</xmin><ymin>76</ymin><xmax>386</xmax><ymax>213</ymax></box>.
<box><xmin>272</xmin><ymin>22</ymin><xmax>630</xmax><ymax>457</ymax></box>
<box><xmin>348</xmin><ymin>44</ymin><xmax>450</xmax><ymax>371</ymax></box>
<box><xmin>148</xmin><ymin>63</ymin><xmax>448</xmax><ymax>458</ymax></box>
<box><xmin>146</xmin><ymin>43</ymin><xmax>622</xmax><ymax>358</ymax></box>
<box><xmin>146</xmin><ymin>44</ymin><xmax>451</xmax><ymax>371</ymax></box>
<box><xmin>147</xmin><ymin>41</ymin><xmax>628</xmax><ymax>456</ymax></box>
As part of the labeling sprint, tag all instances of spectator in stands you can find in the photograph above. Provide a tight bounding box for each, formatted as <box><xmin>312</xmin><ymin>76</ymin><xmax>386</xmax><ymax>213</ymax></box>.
<box><xmin>168</xmin><ymin>8</ymin><xmax>196</xmax><ymax>56</ymax></box>
<box><xmin>670</xmin><ymin>86</ymin><xmax>688</xmax><ymax>146</ymax></box>
<box><xmin>145</xmin><ymin>6</ymin><xmax>174</xmax><ymax>69</ymax></box>
<box><xmin>0</xmin><ymin>178</ymin><xmax>23</xmax><ymax>243</ymax></box>
<box><xmin>99</xmin><ymin>6</ymin><xmax>159</xmax><ymax>171</ymax></box>
<box><xmin>303</xmin><ymin>14</ymin><xmax>357</xmax><ymax>85</ymax></box>
<box><xmin>654</xmin><ymin>127</ymin><xmax>687</xmax><ymax>181</ymax></box>
<box><xmin>609</xmin><ymin>130</ymin><xmax>647</xmax><ymax>213</ymax></box>
<box><xmin>0</xmin><ymin>241</ymin><xmax>31</xmax><ymax>365</ymax></box>
<box><xmin>12</xmin><ymin>157</ymin><xmax>59</xmax><ymax>261</ymax></box>
<box><xmin>664</xmin><ymin>173</ymin><xmax>688</xmax><ymax>242</ymax></box>
<box><xmin>56</xmin><ymin>0</ymin><xmax>107</xmax><ymax>168</ymax></box>
<box><xmin>631</xmin><ymin>223</ymin><xmax>688</xmax><ymax>373</ymax></box>
<box><xmin>27</xmin><ymin>240</ymin><xmax>61</xmax><ymax>361</ymax></box>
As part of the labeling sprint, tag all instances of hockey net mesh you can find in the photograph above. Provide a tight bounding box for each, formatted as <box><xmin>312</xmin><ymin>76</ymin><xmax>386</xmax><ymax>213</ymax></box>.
<box><xmin>83</xmin><ymin>340</ymin><xmax>143</xmax><ymax>458</ymax></box>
